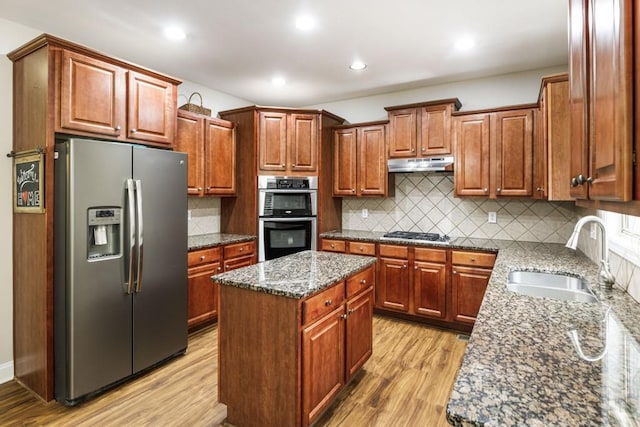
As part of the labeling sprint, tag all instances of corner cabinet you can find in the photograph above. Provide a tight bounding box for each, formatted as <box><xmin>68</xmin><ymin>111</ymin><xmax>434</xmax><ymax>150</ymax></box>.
<box><xmin>454</xmin><ymin>106</ymin><xmax>535</xmax><ymax>198</ymax></box>
<box><xmin>569</xmin><ymin>0</ymin><xmax>636</xmax><ymax>204</ymax></box>
<box><xmin>333</xmin><ymin>121</ymin><xmax>391</xmax><ymax>197</ymax></box>
<box><xmin>384</xmin><ymin>99</ymin><xmax>461</xmax><ymax>158</ymax></box>
<box><xmin>176</xmin><ymin>110</ymin><xmax>236</xmax><ymax>196</ymax></box>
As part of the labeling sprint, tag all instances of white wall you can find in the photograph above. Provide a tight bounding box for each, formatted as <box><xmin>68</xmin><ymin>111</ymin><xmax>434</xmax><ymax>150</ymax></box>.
<box><xmin>306</xmin><ymin>66</ymin><xmax>567</xmax><ymax>123</ymax></box>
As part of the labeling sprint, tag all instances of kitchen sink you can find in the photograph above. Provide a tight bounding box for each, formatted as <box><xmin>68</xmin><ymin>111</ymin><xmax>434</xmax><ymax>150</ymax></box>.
<box><xmin>507</xmin><ymin>270</ymin><xmax>598</xmax><ymax>303</ymax></box>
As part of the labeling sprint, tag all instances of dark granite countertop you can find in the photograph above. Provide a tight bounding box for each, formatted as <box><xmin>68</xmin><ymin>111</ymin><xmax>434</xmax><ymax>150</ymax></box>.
<box><xmin>188</xmin><ymin>233</ymin><xmax>255</xmax><ymax>251</ymax></box>
<box><xmin>211</xmin><ymin>250</ymin><xmax>376</xmax><ymax>299</ymax></box>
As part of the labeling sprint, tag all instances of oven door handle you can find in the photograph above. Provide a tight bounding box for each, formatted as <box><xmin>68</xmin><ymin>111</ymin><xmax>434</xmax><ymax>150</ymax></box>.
<box><xmin>260</xmin><ymin>217</ymin><xmax>315</xmax><ymax>222</ymax></box>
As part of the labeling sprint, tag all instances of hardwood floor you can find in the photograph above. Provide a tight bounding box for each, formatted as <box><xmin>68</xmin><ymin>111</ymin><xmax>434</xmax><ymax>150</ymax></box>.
<box><xmin>0</xmin><ymin>316</ymin><xmax>467</xmax><ymax>426</ymax></box>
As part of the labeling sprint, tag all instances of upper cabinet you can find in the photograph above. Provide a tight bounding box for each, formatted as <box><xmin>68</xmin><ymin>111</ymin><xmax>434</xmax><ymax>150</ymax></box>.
<box><xmin>56</xmin><ymin>46</ymin><xmax>178</xmax><ymax>147</ymax></box>
<box><xmin>568</xmin><ymin>0</ymin><xmax>634</xmax><ymax>202</ymax></box>
<box><xmin>333</xmin><ymin>121</ymin><xmax>391</xmax><ymax>197</ymax></box>
<box><xmin>258</xmin><ymin>111</ymin><xmax>318</xmax><ymax>174</ymax></box>
<box><xmin>385</xmin><ymin>99</ymin><xmax>461</xmax><ymax>158</ymax></box>
<box><xmin>454</xmin><ymin>106</ymin><xmax>535</xmax><ymax>198</ymax></box>
<box><xmin>176</xmin><ymin>110</ymin><xmax>236</xmax><ymax>196</ymax></box>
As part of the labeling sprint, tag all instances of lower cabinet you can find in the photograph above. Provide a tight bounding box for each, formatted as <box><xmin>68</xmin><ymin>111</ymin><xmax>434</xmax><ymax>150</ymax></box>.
<box><xmin>187</xmin><ymin>240</ymin><xmax>256</xmax><ymax>330</ymax></box>
<box><xmin>377</xmin><ymin>245</ymin><xmax>410</xmax><ymax>312</ymax></box>
<box><xmin>413</xmin><ymin>247</ymin><xmax>447</xmax><ymax>319</ymax></box>
<box><xmin>451</xmin><ymin>250</ymin><xmax>496</xmax><ymax>324</ymax></box>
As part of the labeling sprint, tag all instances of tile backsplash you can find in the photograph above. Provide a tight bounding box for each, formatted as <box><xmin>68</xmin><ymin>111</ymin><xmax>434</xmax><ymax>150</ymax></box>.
<box><xmin>342</xmin><ymin>174</ymin><xmax>579</xmax><ymax>243</ymax></box>
<box><xmin>188</xmin><ymin>197</ymin><xmax>220</xmax><ymax>236</ymax></box>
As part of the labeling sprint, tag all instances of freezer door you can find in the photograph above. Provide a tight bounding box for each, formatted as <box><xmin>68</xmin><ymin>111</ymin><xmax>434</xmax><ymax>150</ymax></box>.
<box><xmin>132</xmin><ymin>147</ymin><xmax>187</xmax><ymax>372</ymax></box>
<box><xmin>54</xmin><ymin>139</ymin><xmax>133</xmax><ymax>402</ymax></box>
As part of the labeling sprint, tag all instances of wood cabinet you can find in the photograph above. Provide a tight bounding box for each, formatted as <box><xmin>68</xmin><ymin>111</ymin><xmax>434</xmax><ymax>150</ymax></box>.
<box><xmin>218</xmin><ymin>263</ymin><xmax>375</xmax><ymax>427</ymax></box>
<box><xmin>451</xmin><ymin>250</ymin><xmax>496</xmax><ymax>324</ymax></box>
<box><xmin>454</xmin><ymin>106</ymin><xmax>535</xmax><ymax>198</ymax></box>
<box><xmin>568</xmin><ymin>0</ymin><xmax>635</xmax><ymax>203</ymax></box>
<box><xmin>413</xmin><ymin>247</ymin><xmax>447</xmax><ymax>320</ymax></box>
<box><xmin>534</xmin><ymin>74</ymin><xmax>573</xmax><ymax>201</ymax></box>
<box><xmin>187</xmin><ymin>241</ymin><xmax>255</xmax><ymax>330</ymax></box>
<box><xmin>333</xmin><ymin>122</ymin><xmax>390</xmax><ymax>197</ymax></box>
<box><xmin>8</xmin><ymin>34</ymin><xmax>181</xmax><ymax>401</ymax></box>
<box><xmin>377</xmin><ymin>245</ymin><xmax>410</xmax><ymax>312</ymax></box>
<box><xmin>58</xmin><ymin>48</ymin><xmax>178</xmax><ymax>147</ymax></box>
<box><xmin>258</xmin><ymin>111</ymin><xmax>318</xmax><ymax>174</ymax></box>
<box><xmin>385</xmin><ymin>99</ymin><xmax>461</xmax><ymax>158</ymax></box>
<box><xmin>176</xmin><ymin>110</ymin><xmax>236</xmax><ymax>196</ymax></box>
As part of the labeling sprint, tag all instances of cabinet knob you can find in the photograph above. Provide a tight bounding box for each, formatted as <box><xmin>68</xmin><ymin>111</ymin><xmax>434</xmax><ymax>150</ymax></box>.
<box><xmin>131</xmin><ymin>128</ymin><xmax>137</xmax><ymax>133</ymax></box>
<box><xmin>360</xmin><ymin>279</ymin><xmax>367</xmax><ymax>285</ymax></box>
<box><xmin>115</xmin><ymin>125</ymin><xmax>121</xmax><ymax>131</ymax></box>
<box><xmin>348</xmin><ymin>308</ymin><xmax>355</xmax><ymax>315</ymax></box>
<box><xmin>411</xmin><ymin>148</ymin><xmax>415</xmax><ymax>152</ymax></box>
<box><xmin>422</xmin><ymin>147</ymin><xmax>426</xmax><ymax>152</ymax></box>
<box><xmin>340</xmin><ymin>314</ymin><xmax>348</xmax><ymax>320</ymax></box>
<box><xmin>453</xmin><ymin>270</ymin><xmax>457</xmax><ymax>275</ymax></box>
<box><xmin>281</xmin><ymin>163</ymin><xmax>286</xmax><ymax>167</ymax></box>
<box><xmin>200</xmin><ymin>255</ymin><xmax>205</xmax><ymax>261</ymax></box>
<box><xmin>470</xmin><ymin>258</ymin><xmax>476</xmax><ymax>262</ymax></box>
<box><xmin>360</xmin><ymin>188</ymin><xmax>364</xmax><ymax>192</ymax></box>
<box><xmin>197</xmin><ymin>187</ymin><xmax>203</xmax><ymax>191</ymax></box>
<box><xmin>571</xmin><ymin>177</ymin><xmax>579</xmax><ymax>187</ymax></box>
<box><xmin>292</xmin><ymin>164</ymin><xmax>296</xmax><ymax>167</ymax></box>
<box><xmin>239</xmin><ymin>247</ymin><xmax>244</xmax><ymax>252</ymax></box>
<box><xmin>330</xmin><ymin>243</ymin><xmax>335</xmax><ymax>248</ymax></box>
<box><xmin>217</xmin><ymin>266</ymin><xmax>222</xmax><ymax>271</ymax></box>
<box><xmin>576</xmin><ymin>174</ymin><xmax>593</xmax><ymax>185</ymax></box>
<box><xmin>325</xmin><ymin>299</ymin><xmax>332</xmax><ymax>306</ymax></box>
<box><xmin>414</xmin><ymin>266</ymin><xmax>418</xmax><ymax>270</ymax></box>
<box><xmin>483</xmin><ymin>188</ymin><xmax>488</xmax><ymax>193</ymax></box>
<box><xmin>403</xmin><ymin>264</ymin><xmax>407</xmax><ymax>269</ymax></box>
<box><xmin>351</xmin><ymin>189</ymin><xmax>356</xmax><ymax>193</ymax></box>
<box><xmin>496</xmin><ymin>188</ymin><xmax>501</xmax><ymax>193</ymax></box>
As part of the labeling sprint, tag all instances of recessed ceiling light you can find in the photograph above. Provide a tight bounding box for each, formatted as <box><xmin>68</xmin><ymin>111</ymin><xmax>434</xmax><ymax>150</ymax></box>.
<box><xmin>164</xmin><ymin>27</ymin><xmax>186</xmax><ymax>41</ymax></box>
<box><xmin>272</xmin><ymin>76</ymin><xmax>286</xmax><ymax>86</ymax></box>
<box><xmin>349</xmin><ymin>61</ymin><xmax>367</xmax><ymax>71</ymax></box>
<box><xmin>455</xmin><ymin>36</ymin><xmax>475</xmax><ymax>51</ymax></box>
<box><xmin>295</xmin><ymin>15</ymin><xmax>315</xmax><ymax>31</ymax></box>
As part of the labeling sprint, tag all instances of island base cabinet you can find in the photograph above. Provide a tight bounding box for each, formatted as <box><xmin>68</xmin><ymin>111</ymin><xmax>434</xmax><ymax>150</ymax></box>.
<box><xmin>345</xmin><ymin>287</ymin><xmax>374</xmax><ymax>379</ymax></box>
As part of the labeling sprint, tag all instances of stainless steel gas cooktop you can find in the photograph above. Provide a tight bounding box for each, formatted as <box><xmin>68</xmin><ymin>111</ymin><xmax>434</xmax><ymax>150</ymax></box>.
<box><xmin>380</xmin><ymin>231</ymin><xmax>451</xmax><ymax>245</ymax></box>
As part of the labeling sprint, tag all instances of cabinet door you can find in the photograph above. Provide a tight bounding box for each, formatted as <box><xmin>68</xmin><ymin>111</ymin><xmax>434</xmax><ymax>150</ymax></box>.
<box><xmin>493</xmin><ymin>109</ymin><xmax>534</xmax><ymax>197</ymax></box>
<box><xmin>568</xmin><ymin>0</ymin><xmax>590</xmax><ymax>200</ymax></box>
<box><xmin>302</xmin><ymin>306</ymin><xmax>345</xmax><ymax>426</ymax></box>
<box><xmin>377</xmin><ymin>257</ymin><xmax>410</xmax><ymax>312</ymax></box>
<box><xmin>333</xmin><ymin>128</ymin><xmax>357</xmax><ymax>196</ymax></box>
<box><xmin>204</xmin><ymin>119</ymin><xmax>236</xmax><ymax>196</ymax></box>
<box><xmin>358</xmin><ymin>125</ymin><xmax>387</xmax><ymax>196</ymax></box>
<box><xmin>346</xmin><ymin>287</ymin><xmax>373</xmax><ymax>380</ymax></box>
<box><xmin>187</xmin><ymin>263</ymin><xmax>222</xmax><ymax>328</ymax></box>
<box><xmin>176</xmin><ymin>111</ymin><xmax>204</xmax><ymax>196</ymax></box>
<box><xmin>451</xmin><ymin>265</ymin><xmax>492</xmax><ymax>324</ymax></box>
<box><xmin>59</xmin><ymin>50</ymin><xmax>126</xmax><ymax>137</ymax></box>
<box><xmin>388</xmin><ymin>108</ymin><xmax>417</xmax><ymax>157</ymax></box>
<box><xmin>289</xmin><ymin>113</ymin><xmax>318</xmax><ymax>172</ymax></box>
<box><xmin>413</xmin><ymin>261</ymin><xmax>447</xmax><ymax>319</ymax></box>
<box><xmin>420</xmin><ymin>104</ymin><xmax>452</xmax><ymax>156</ymax></box>
<box><xmin>127</xmin><ymin>71</ymin><xmax>177</xmax><ymax>145</ymax></box>
<box><xmin>454</xmin><ymin>114</ymin><xmax>490</xmax><ymax>196</ymax></box>
<box><xmin>587</xmin><ymin>0</ymin><xmax>633</xmax><ymax>201</ymax></box>
<box><xmin>258</xmin><ymin>111</ymin><xmax>287</xmax><ymax>171</ymax></box>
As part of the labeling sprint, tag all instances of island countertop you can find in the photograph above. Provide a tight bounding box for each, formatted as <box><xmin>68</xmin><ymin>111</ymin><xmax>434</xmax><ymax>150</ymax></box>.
<box><xmin>211</xmin><ymin>250</ymin><xmax>376</xmax><ymax>299</ymax></box>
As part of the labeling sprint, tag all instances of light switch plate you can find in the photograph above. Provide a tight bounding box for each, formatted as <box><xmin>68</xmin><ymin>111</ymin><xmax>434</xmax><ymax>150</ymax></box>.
<box><xmin>488</xmin><ymin>212</ymin><xmax>497</xmax><ymax>224</ymax></box>
<box><xmin>362</xmin><ymin>208</ymin><xmax>369</xmax><ymax>218</ymax></box>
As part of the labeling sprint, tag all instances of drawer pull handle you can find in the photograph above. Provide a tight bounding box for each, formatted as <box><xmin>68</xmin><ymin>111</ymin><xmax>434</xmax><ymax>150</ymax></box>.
<box><xmin>325</xmin><ymin>299</ymin><xmax>332</xmax><ymax>306</ymax></box>
<box><xmin>360</xmin><ymin>279</ymin><xmax>366</xmax><ymax>285</ymax></box>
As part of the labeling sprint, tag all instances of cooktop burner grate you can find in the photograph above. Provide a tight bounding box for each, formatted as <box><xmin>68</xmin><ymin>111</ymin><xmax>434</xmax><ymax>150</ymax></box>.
<box><xmin>381</xmin><ymin>231</ymin><xmax>450</xmax><ymax>244</ymax></box>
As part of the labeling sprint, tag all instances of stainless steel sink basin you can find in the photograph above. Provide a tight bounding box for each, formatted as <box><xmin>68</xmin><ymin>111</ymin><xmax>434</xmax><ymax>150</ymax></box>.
<box><xmin>507</xmin><ymin>271</ymin><xmax>598</xmax><ymax>303</ymax></box>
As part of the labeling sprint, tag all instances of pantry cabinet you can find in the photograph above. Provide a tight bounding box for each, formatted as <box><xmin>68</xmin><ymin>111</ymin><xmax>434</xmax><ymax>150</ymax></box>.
<box><xmin>333</xmin><ymin>122</ymin><xmax>390</xmax><ymax>197</ymax></box>
<box><xmin>176</xmin><ymin>110</ymin><xmax>236</xmax><ymax>196</ymax></box>
<box><xmin>385</xmin><ymin>99</ymin><xmax>461</xmax><ymax>158</ymax></box>
<box><xmin>568</xmin><ymin>0</ymin><xmax>634</xmax><ymax>202</ymax></box>
<box><xmin>454</xmin><ymin>106</ymin><xmax>535</xmax><ymax>198</ymax></box>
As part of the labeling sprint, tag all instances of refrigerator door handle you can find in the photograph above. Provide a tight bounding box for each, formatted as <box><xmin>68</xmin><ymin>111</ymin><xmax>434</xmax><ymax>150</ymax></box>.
<box><xmin>126</xmin><ymin>179</ymin><xmax>136</xmax><ymax>294</ymax></box>
<box><xmin>134</xmin><ymin>179</ymin><xmax>144</xmax><ymax>293</ymax></box>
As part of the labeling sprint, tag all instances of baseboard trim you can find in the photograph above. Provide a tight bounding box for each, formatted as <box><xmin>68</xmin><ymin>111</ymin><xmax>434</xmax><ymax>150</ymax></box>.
<box><xmin>0</xmin><ymin>360</ymin><xmax>14</xmax><ymax>384</ymax></box>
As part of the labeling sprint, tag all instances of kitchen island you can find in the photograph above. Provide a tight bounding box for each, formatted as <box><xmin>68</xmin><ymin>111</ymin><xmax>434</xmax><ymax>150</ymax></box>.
<box><xmin>212</xmin><ymin>250</ymin><xmax>377</xmax><ymax>427</ymax></box>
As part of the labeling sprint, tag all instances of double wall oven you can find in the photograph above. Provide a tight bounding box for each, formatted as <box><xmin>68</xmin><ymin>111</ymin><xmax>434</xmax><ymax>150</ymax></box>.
<box><xmin>258</xmin><ymin>176</ymin><xmax>317</xmax><ymax>262</ymax></box>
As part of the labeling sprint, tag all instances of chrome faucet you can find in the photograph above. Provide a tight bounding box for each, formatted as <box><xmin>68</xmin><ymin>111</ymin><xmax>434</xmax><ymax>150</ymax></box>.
<box><xmin>565</xmin><ymin>215</ymin><xmax>615</xmax><ymax>289</ymax></box>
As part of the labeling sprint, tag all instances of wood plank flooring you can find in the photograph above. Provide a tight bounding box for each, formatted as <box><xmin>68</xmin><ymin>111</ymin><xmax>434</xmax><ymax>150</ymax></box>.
<box><xmin>0</xmin><ymin>316</ymin><xmax>467</xmax><ymax>426</ymax></box>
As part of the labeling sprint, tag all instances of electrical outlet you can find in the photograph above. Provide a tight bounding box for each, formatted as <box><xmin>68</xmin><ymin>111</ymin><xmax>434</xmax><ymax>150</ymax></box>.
<box><xmin>488</xmin><ymin>212</ymin><xmax>497</xmax><ymax>224</ymax></box>
<box><xmin>590</xmin><ymin>223</ymin><xmax>597</xmax><ymax>239</ymax></box>
<box><xmin>362</xmin><ymin>208</ymin><xmax>369</xmax><ymax>219</ymax></box>
<box><xmin>188</xmin><ymin>210</ymin><xmax>192</xmax><ymax>221</ymax></box>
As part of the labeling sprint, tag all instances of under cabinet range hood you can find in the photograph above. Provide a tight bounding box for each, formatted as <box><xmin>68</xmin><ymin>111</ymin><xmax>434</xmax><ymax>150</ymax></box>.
<box><xmin>387</xmin><ymin>156</ymin><xmax>454</xmax><ymax>173</ymax></box>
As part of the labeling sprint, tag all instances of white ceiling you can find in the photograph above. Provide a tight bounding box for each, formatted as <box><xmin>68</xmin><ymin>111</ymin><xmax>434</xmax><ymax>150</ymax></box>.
<box><xmin>0</xmin><ymin>0</ymin><xmax>568</xmax><ymax>107</ymax></box>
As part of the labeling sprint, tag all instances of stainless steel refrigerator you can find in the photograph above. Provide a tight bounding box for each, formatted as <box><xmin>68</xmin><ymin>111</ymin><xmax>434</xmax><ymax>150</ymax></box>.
<box><xmin>53</xmin><ymin>137</ymin><xmax>188</xmax><ymax>405</ymax></box>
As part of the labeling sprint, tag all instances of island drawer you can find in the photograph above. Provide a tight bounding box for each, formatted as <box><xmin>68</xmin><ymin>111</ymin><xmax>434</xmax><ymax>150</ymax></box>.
<box><xmin>303</xmin><ymin>282</ymin><xmax>346</xmax><ymax>325</ymax></box>
<box><xmin>346</xmin><ymin>265</ymin><xmax>375</xmax><ymax>298</ymax></box>
<box><xmin>321</xmin><ymin>239</ymin><xmax>346</xmax><ymax>253</ymax></box>
<box><xmin>415</xmin><ymin>247</ymin><xmax>447</xmax><ymax>263</ymax></box>
<box><xmin>224</xmin><ymin>241</ymin><xmax>255</xmax><ymax>259</ymax></box>
<box><xmin>379</xmin><ymin>244</ymin><xmax>409</xmax><ymax>259</ymax></box>
<box><xmin>188</xmin><ymin>247</ymin><xmax>222</xmax><ymax>267</ymax></box>
<box><xmin>348</xmin><ymin>242</ymin><xmax>376</xmax><ymax>256</ymax></box>
<box><xmin>451</xmin><ymin>250</ymin><xmax>496</xmax><ymax>268</ymax></box>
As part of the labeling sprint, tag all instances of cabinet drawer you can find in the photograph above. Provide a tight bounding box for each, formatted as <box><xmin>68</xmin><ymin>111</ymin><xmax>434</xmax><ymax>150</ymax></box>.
<box><xmin>451</xmin><ymin>250</ymin><xmax>496</xmax><ymax>268</ymax></box>
<box><xmin>321</xmin><ymin>239</ymin><xmax>346</xmax><ymax>253</ymax></box>
<box><xmin>224</xmin><ymin>255</ymin><xmax>254</xmax><ymax>272</ymax></box>
<box><xmin>379</xmin><ymin>244</ymin><xmax>409</xmax><ymax>259</ymax></box>
<box><xmin>415</xmin><ymin>247</ymin><xmax>447</xmax><ymax>263</ymax></box>
<box><xmin>346</xmin><ymin>265</ymin><xmax>375</xmax><ymax>298</ymax></box>
<box><xmin>224</xmin><ymin>241</ymin><xmax>255</xmax><ymax>259</ymax></box>
<box><xmin>188</xmin><ymin>247</ymin><xmax>222</xmax><ymax>267</ymax></box>
<box><xmin>348</xmin><ymin>242</ymin><xmax>376</xmax><ymax>256</ymax></box>
<box><xmin>303</xmin><ymin>282</ymin><xmax>346</xmax><ymax>325</ymax></box>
